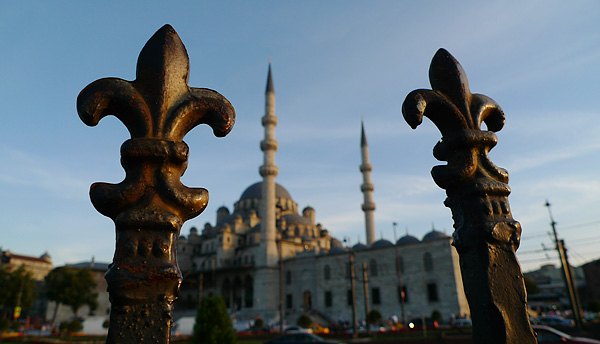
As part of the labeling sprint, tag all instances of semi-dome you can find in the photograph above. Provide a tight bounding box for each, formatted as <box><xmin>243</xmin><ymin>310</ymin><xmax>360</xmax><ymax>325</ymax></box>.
<box><xmin>370</xmin><ymin>239</ymin><xmax>393</xmax><ymax>249</ymax></box>
<box><xmin>423</xmin><ymin>230</ymin><xmax>449</xmax><ymax>241</ymax></box>
<box><xmin>239</xmin><ymin>182</ymin><xmax>293</xmax><ymax>201</ymax></box>
<box><xmin>352</xmin><ymin>242</ymin><xmax>367</xmax><ymax>251</ymax></box>
<box><xmin>396</xmin><ymin>235</ymin><xmax>420</xmax><ymax>246</ymax></box>
<box><xmin>282</xmin><ymin>213</ymin><xmax>312</xmax><ymax>226</ymax></box>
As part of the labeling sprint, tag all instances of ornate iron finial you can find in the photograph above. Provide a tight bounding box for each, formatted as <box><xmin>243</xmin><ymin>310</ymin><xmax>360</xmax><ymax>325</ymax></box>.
<box><xmin>402</xmin><ymin>49</ymin><xmax>536</xmax><ymax>344</ymax></box>
<box><xmin>77</xmin><ymin>24</ymin><xmax>235</xmax><ymax>344</ymax></box>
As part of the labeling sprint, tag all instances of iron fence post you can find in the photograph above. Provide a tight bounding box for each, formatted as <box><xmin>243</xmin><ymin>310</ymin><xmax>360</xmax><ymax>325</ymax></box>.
<box><xmin>402</xmin><ymin>49</ymin><xmax>536</xmax><ymax>343</ymax></box>
<box><xmin>77</xmin><ymin>25</ymin><xmax>235</xmax><ymax>343</ymax></box>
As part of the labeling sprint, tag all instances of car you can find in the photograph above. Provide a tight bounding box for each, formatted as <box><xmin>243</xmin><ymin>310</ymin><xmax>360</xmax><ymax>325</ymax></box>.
<box><xmin>535</xmin><ymin>316</ymin><xmax>576</xmax><ymax>328</ymax></box>
<box><xmin>284</xmin><ymin>325</ymin><xmax>310</xmax><ymax>333</ymax></box>
<box><xmin>264</xmin><ymin>332</ymin><xmax>344</xmax><ymax>344</ymax></box>
<box><xmin>533</xmin><ymin>325</ymin><xmax>600</xmax><ymax>344</ymax></box>
<box><xmin>452</xmin><ymin>318</ymin><xmax>472</xmax><ymax>328</ymax></box>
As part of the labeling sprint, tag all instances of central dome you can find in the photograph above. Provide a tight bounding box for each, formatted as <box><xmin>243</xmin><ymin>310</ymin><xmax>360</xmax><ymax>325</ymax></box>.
<box><xmin>239</xmin><ymin>182</ymin><xmax>293</xmax><ymax>201</ymax></box>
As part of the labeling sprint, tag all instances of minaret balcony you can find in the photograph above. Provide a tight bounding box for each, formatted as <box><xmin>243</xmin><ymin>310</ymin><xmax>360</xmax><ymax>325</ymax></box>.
<box><xmin>259</xmin><ymin>165</ymin><xmax>279</xmax><ymax>177</ymax></box>
<box><xmin>262</xmin><ymin>115</ymin><xmax>278</xmax><ymax>126</ymax></box>
<box><xmin>362</xmin><ymin>203</ymin><xmax>376</xmax><ymax>211</ymax></box>
<box><xmin>361</xmin><ymin>183</ymin><xmax>374</xmax><ymax>192</ymax></box>
<box><xmin>260</xmin><ymin>139</ymin><xmax>279</xmax><ymax>151</ymax></box>
<box><xmin>360</xmin><ymin>163</ymin><xmax>372</xmax><ymax>172</ymax></box>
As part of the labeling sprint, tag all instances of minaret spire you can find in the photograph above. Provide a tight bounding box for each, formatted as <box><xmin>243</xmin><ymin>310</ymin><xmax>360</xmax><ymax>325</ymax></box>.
<box><xmin>258</xmin><ymin>61</ymin><xmax>279</xmax><ymax>267</ymax></box>
<box><xmin>360</xmin><ymin>120</ymin><xmax>376</xmax><ymax>245</ymax></box>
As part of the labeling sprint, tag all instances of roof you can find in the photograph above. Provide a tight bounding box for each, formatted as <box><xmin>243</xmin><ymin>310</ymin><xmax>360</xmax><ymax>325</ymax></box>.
<box><xmin>370</xmin><ymin>239</ymin><xmax>394</xmax><ymax>249</ymax></box>
<box><xmin>239</xmin><ymin>182</ymin><xmax>293</xmax><ymax>201</ymax></box>
<box><xmin>396</xmin><ymin>235</ymin><xmax>420</xmax><ymax>245</ymax></box>
<box><xmin>352</xmin><ymin>243</ymin><xmax>367</xmax><ymax>251</ymax></box>
<box><xmin>422</xmin><ymin>230</ymin><xmax>449</xmax><ymax>241</ymax></box>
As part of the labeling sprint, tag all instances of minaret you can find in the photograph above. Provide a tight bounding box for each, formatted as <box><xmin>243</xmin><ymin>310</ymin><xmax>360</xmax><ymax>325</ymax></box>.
<box><xmin>258</xmin><ymin>62</ymin><xmax>279</xmax><ymax>267</ymax></box>
<box><xmin>360</xmin><ymin>120</ymin><xmax>376</xmax><ymax>245</ymax></box>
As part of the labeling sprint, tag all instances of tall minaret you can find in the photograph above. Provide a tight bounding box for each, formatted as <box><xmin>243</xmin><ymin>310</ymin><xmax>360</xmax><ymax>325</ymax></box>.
<box><xmin>360</xmin><ymin>120</ymin><xmax>376</xmax><ymax>245</ymax></box>
<box><xmin>258</xmin><ymin>63</ymin><xmax>279</xmax><ymax>267</ymax></box>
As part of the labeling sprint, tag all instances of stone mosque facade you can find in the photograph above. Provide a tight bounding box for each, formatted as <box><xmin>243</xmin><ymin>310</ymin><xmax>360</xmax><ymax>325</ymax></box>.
<box><xmin>175</xmin><ymin>65</ymin><xmax>470</xmax><ymax>325</ymax></box>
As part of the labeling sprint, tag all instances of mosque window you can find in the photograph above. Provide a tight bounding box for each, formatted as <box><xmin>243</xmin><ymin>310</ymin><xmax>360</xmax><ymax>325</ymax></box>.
<box><xmin>372</xmin><ymin>287</ymin><xmax>381</xmax><ymax>305</ymax></box>
<box><xmin>285</xmin><ymin>270</ymin><xmax>292</xmax><ymax>285</ymax></box>
<box><xmin>346</xmin><ymin>263</ymin><xmax>351</xmax><ymax>279</ymax></box>
<box><xmin>286</xmin><ymin>294</ymin><xmax>293</xmax><ymax>309</ymax></box>
<box><xmin>324</xmin><ymin>265</ymin><xmax>331</xmax><ymax>280</ymax></box>
<box><xmin>244</xmin><ymin>276</ymin><xmax>253</xmax><ymax>308</ymax></box>
<box><xmin>347</xmin><ymin>290</ymin><xmax>353</xmax><ymax>305</ymax></box>
<box><xmin>424</xmin><ymin>252</ymin><xmax>433</xmax><ymax>272</ymax></box>
<box><xmin>325</xmin><ymin>291</ymin><xmax>332</xmax><ymax>307</ymax></box>
<box><xmin>427</xmin><ymin>283</ymin><xmax>439</xmax><ymax>302</ymax></box>
<box><xmin>370</xmin><ymin>259</ymin><xmax>378</xmax><ymax>277</ymax></box>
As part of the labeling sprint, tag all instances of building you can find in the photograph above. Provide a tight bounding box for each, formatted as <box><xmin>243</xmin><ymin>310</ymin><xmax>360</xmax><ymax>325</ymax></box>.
<box><xmin>525</xmin><ymin>264</ymin><xmax>586</xmax><ymax>313</ymax></box>
<box><xmin>0</xmin><ymin>249</ymin><xmax>53</xmax><ymax>281</ymax></box>
<box><xmin>174</xmin><ymin>65</ymin><xmax>469</xmax><ymax>326</ymax></box>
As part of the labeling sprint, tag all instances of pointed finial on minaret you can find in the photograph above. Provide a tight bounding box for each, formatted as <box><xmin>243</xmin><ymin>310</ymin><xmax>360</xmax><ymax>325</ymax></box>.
<box><xmin>266</xmin><ymin>59</ymin><xmax>274</xmax><ymax>94</ymax></box>
<box><xmin>361</xmin><ymin>118</ymin><xmax>367</xmax><ymax>147</ymax></box>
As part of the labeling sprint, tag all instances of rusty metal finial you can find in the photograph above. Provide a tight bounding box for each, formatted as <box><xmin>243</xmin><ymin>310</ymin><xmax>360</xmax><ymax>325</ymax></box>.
<box><xmin>402</xmin><ymin>49</ymin><xmax>536</xmax><ymax>344</ymax></box>
<box><xmin>77</xmin><ymin>24</ymin><xmax>235</xmax><ymax>344</ymax></box>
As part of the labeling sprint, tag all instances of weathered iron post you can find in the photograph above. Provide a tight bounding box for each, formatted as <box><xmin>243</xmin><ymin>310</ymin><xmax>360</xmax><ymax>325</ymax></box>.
<box><xmin>77</xmin><ymin>25</ymin><xmax>235</xmax><ymax>343</ymax></box>
<box><xmin>402</xmin><ymin>49</ymin><xmax>536</xmax><ymax>343</ymax></box>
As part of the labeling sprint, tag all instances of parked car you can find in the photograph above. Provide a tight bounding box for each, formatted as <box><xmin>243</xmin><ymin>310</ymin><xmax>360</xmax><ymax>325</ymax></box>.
<box><xmin>264</xmin><ymin>332</ymin><xmax>344</xmax><ymax>344</ymax></box>
<box><xmin>284</xmin><ymin>325</ymin><xmax>310</xmax><ymax>333</ymax></box>
<box><xmin>535</xmin><ymin>316</ymin><xmax>575</xmax><ymax>328</ymax></box>
<box><xmin>533</xmin><ymin>325</ymin><xmax>600</xmax><ymax>343</ymax></box>
<box><xmin>452</xmin><ymin>319</ymin><xmax>472</xmax><ymax>328</ymax></box>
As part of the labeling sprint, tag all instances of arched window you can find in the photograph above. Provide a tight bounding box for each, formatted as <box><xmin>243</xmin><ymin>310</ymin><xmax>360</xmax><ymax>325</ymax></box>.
<box><xmin>324</xmin><ymin>265</ymin><xmax>331</xmax><ymax>280</ymax></box>
<box><xmin>285</xmin><ymin>270</ymin><xmax>292</xmax><ymax>285</ymax></box>
<box><xmin>370</xmin><ymin>259</ymin><xmax>378</xmax><ymax>277</ymax></box>
<box><xmin>424</xmin><ymin>252</ymin><xmax>433</xmax><ymax>272</ymax></box>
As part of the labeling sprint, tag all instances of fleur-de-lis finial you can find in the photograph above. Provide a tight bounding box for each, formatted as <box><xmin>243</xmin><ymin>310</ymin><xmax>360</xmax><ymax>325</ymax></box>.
<box><xmin>402</xmin><ymin>49</ymin><xmax>536</xmax><ymax>344</ymax></box>
<box><xmin>77</xmin><ymin>25</ymin><xmax>235</xmax><ymax>344</ymax></box>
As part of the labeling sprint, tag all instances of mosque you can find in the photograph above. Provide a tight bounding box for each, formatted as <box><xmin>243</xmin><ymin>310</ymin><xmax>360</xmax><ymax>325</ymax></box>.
<box><xmin>175</xmin><ymin>65</ymin><xmax>470</xmax><ymax>326</ymax></box>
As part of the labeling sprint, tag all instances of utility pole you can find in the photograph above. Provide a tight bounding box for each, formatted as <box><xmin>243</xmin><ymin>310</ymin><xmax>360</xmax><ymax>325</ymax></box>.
<box><xmin>545</xmin><ymin>200</ymin><xmax>584</xmax><ymax>329</ymax></box>
<box><xmin>392</xmin><ymin>222</ymin><xmax>407</xmax><ymax>328</ymax></box>
<box><xmin>362</xmin><ymin>262</ymin><xmax>371</xmax><ymax>336</ymax></box>
<box><xmin>349</xmin><ymin>252</ymin><xmax>358</xmax><ymax>338</ymax></box>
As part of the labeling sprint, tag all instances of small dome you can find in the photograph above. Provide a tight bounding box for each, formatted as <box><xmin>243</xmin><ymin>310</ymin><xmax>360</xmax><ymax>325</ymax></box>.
<box><xmin>40</xmin><ymin>252</ymin><xmax>52</xmax><ymax>261</ymax></box>
<box><xmin>352</xmin><ymin>243</ymin><xmax>367</xmax><ymax>251</ymax></box>
<box><xmin>370</xmin><ymin>239</ymin><xmax>393</xmax><ymax>249</ymax></box>
<box><xmin>396</xmin><ymin>235</ymin><xmax>420</xmax><ymax>245</ymax></box>
<box><xmin>423</xmin><ymin>230</ymin><xmax>449</xmax><ymax>241</ymax></box>
<box><xmin>190</xmin><ymin>227</ymin><xmax>198</xmax><ymax>235</ymax></box>
<box><xmin>239</xmin><ymin>182</ymin><xmax>293</xmax><ymax>201</ymax></box>
<box><xmin>330</xmin><ymin>238</ymin><xmax>343</xmax><ymax>249</ymax></box>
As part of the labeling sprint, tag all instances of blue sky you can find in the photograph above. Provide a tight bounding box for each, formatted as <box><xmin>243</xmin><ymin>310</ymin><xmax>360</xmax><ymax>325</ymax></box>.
<box><xmin>1</xmin><ymin>1</ymin><xmax>599</xmax><ymax>272</ymax></box>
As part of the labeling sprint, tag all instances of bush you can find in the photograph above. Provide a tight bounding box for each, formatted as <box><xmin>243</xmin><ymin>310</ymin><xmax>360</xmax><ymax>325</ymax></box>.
<box><xmin>103</xmin><ymin>318</ymin><xmax>110</xmax><ymax>329</ymax></box>
<box><xmin>367</xmin><ymin>310</ymin><xmax>382</xmax><ymax>326</ymax></box>
<box><xmin>297</xmin><ymin>314</ymin><xmax>312</xmax><ymax>329</ymax></box>
<box><xmin>431</xmin><ymin>310</ymin><xmax>442</xmax><ymax>322</ymax></box>
<box><xmin>69</xmin><ymin>319</ymin><xmax>83</xmax><ymax>333</ymax></box>
<box><xmin>193</xmin><ymin>295</ymin><xmax>236</xmax><ymax>344</ymax></box>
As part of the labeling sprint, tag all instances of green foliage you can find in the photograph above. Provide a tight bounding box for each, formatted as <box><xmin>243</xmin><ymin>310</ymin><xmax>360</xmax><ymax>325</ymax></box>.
<box><xmin>102</xmin><ymin>318</ymin><xmax>110</xmax><ymax>329</ymax></box>
<box><xmin>431</xmin><ymin>310</ymin><xmax>442</xmax><ymax>322</ymax></box>
<box><xmin>0</xmin><ymin>266</ymin><xmax>38</xmax><ymax>312</ymax></box>
<box><xmin>193</xmin><ymin>295</ymin><xmax>236</xmax><ymax>344</ymax></box>
<box><xmin>253</xmin><ymin>317</ymin><xmax>264</xmax><ymax>329</ymax></box>
<box><xmin>296</xmin><ymin>314</ymin><xmax>313</xmax><ymax>329</ymax></box>
<box><xmin>58</xmin><ymin>319</ymin><xmax>83</xmax><ymax>333</ymax></box>
<box><xmin>524</xmin><ymin>276</ymin><xmax>540</xmax><ymax>295</ymax></box>
<box><xmin>45</xmin><ymin>267</ymin><xmax>98</xmax><ymax>317</ymax></box>
<box><xmin>0</xmin><ymin>318</ymin><xmax>10</xmax><ymax>332</ymax></box>
<box><xmin>367</xmin><ymin>310</ymin><xmax>382</xmax><ymax>325</ymax></box>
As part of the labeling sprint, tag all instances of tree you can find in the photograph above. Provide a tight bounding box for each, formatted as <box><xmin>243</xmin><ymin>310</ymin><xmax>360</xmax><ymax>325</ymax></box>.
<box><xmin>296</xmin><ymin>314</ymin><xmax>313</xmax><ymax>329</ymax></box>
<box><xmin>192</xmin><ymin>295</ymin><xmax>236</xmax><ymax>344</ymax></box>
<box><xmin>524</xmin><ymin>276</ymin><xmax>540</xmax><ymax>295</ymax></box>
<box><xmin>0</xmin><ymin>266</ymin><xmax>38</xmax><ymax>317</ymax></box>
<box><xmin>45</xmin><ymin>267</ymin><xmax>97</xmax><ymax>324</ymax></box>
<box><xmin>367</xmin><ymin>310</ymin><xmax>382</xmax><ymax>326</ymax></box>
